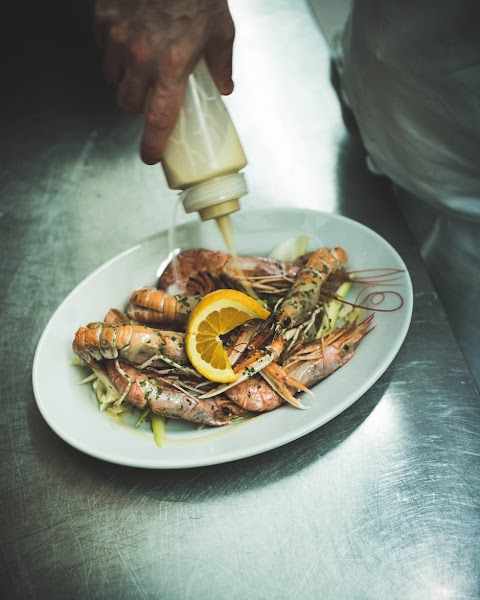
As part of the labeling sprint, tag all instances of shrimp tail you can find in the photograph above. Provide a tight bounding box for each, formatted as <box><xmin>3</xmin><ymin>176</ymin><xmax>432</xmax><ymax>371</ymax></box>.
<box><xmin>127</xmin><ymin>286</ymin><xmax>201</xmax><ymax>327</ymax></box>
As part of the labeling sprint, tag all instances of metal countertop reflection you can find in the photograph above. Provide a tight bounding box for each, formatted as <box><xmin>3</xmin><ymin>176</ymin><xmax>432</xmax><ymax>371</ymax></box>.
<box><xmin>1</xmin><ymin>2</ymin><xmax>479</xmax><ymax>599</ymax></box>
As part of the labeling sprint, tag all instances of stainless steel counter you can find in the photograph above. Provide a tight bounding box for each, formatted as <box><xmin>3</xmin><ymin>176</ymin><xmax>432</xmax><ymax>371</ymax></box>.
<box><xmin>1</xmin><ymin>1</ymin><xmax>479</xmax><ymax>598</ymax></box>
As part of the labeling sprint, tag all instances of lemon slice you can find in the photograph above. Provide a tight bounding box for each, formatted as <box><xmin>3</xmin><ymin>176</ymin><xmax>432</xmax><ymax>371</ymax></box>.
<box><xmin>186</xmin><ymin>289</ymin><xmax>271</xmax><ymax>383</ymax></box>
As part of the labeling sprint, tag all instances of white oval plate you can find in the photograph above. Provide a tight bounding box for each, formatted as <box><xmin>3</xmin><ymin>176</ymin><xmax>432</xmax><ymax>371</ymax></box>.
<box><xmin>33</xmin><ymin>208</ymin><xmax>413</xmax><ymax>468</ymax></box>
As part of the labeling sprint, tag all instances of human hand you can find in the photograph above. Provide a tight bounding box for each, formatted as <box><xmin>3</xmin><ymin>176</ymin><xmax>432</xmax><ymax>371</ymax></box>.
<box><xmin>94</xmin><ymin>0</ymin><xmax>235</xmax><ymax>165</ymax></box>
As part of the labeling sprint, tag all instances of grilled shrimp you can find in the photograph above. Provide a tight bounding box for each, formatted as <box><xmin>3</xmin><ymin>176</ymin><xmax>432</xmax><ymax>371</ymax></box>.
<box><xmin>158</xmin><ymin>248</ymin><xmax>301</xmax><ymax>297</ymax></box>
<box><xmin>283</xmin><ymin>315</ymin><xmax>374</xmax><ymax>387</ymax></box>
<box><xmin>225</xmin><ymin>375</ymin><xmax>283</xmax><ymax>412</ymax></box>
<box><xmin>224</xmin><ymin>316</ymin><xmax>373</xmax><ymax>412</ymax></box>
<box><xmin>73</xmin><ymin>323</ymin><xmax>189</xmax><ymax>369</ymax></box>
<box><xmin>127</xmin><ymin>287</ymin><xmax>201</xmax><ymax>327</ymax></box>
<box><xmin>277</xmin><ymin>247</ymin><xmax>349</xmax><ymax>330</ymax></box>
<box><xmin>106</xmin><ymin>361</ymin><xmax>241</xmax><ymax>426</ymax></box>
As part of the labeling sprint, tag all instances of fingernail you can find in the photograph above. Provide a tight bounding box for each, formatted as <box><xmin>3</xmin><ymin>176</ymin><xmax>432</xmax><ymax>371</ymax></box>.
<box><xmin>221</xmin><ymin>79</ymin><xmax>234</xmax><ymax>95</ymax></box>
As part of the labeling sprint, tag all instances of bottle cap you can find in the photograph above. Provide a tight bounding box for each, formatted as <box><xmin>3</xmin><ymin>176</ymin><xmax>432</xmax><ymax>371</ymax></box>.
<box><xmin>180</xmin><ymin>172</ymin><xmax>248</xmax><ymax>217</ymax></box>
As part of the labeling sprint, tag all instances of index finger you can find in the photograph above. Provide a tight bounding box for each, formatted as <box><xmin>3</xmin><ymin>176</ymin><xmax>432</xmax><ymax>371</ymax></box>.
<box><xmin>140</xmin><ymin>79</ymin><xmax>187</xmax><ymax>165</ymax></box>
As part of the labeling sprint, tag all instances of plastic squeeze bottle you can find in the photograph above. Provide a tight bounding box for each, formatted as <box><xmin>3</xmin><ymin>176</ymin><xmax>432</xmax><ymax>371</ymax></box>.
<box><xmin>161</xmin><ymin>59</ymin><xmax>248</xmax><ymax>249</ymax></box>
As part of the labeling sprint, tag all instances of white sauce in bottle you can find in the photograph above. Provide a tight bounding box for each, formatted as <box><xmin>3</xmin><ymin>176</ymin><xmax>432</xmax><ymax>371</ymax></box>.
<box><xmin>162</xmin><ymin>60</ymin><xmax>247</xmax><ymax>191</ymax></box>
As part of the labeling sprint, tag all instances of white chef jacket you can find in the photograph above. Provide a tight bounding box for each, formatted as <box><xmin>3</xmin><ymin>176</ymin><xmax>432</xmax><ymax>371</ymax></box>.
<box><xmin>333</xmin><ymin>0</ymin><xmax>480</xmax><ymax>386</ymax></box>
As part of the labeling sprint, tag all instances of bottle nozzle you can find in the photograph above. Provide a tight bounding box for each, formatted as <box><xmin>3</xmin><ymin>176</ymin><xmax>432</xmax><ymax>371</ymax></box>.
<box><xmin>197</xmin><ymin>198</ymin><xmax>240</xmax><ymax>222</ymax></box>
